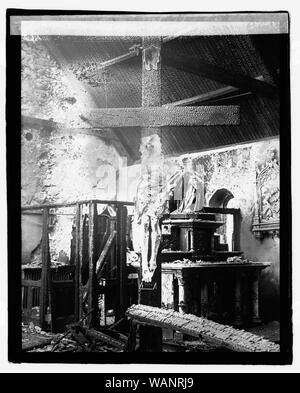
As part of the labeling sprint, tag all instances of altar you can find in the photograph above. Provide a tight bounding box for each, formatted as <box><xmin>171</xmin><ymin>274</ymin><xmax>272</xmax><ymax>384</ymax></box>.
<box><xmin>160</xmin><ymin>210</ymin><xmax>270</xmax><ymax>326</ymax></box>
<box><xmin>161</xmin><ymin>260</ymin><xmax>270</xmax><ymax>326</ymax></box>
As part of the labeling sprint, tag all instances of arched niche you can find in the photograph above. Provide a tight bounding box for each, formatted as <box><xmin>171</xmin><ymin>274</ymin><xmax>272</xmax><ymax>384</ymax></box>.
<box><xmin>209</xmin><ymin>188</ymin><xmax>234</xmax><ymax>208</ymax></box>
<box><xmin>209</xmin><ymin>188</ymin><xmax>235</xmax><ymax>251</ymax></box>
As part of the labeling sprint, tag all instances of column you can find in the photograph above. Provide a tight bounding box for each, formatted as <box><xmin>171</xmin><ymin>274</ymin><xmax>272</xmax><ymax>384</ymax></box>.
<box><xmin>177</xmin><ymin>274</ymin><xmax>187</xmax><ymax>313</ymax></box>
<box><xmin>200</xmin><ymin>275</ymin><xmax>209</xmax><ymax>318</ymax></box>
<box><xmin>250</xmin><ymin>269</ymin><xmax>261</xmax><ymax>324</ymax></box>
<box><xmin>233</xmin><ymin>271</ymin><xmax>243</xmax><ymax>326</ymax></box>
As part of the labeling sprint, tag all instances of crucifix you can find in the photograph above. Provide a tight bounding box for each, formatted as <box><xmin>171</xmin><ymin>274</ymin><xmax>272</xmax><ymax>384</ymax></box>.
<box><xmin>138</xmin><ymin>36</ymin><xmax>164</xmax><ymax>351</ymax></box>
<box><xmin>136</xmin><ymin>36</ymin><xmax>239</xmax><ymax>350</ymax></box>
<box><xmin>80</xmin><ymin>36</ymin><xmax>239</xmax><ymax>348</ymax></box>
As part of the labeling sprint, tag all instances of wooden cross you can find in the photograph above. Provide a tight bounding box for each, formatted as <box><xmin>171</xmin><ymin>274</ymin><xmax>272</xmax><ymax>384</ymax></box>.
<box><xmin>79</xmin><ymin>37</ymin><xmax>240</xmax><ymax>350</ymax></box>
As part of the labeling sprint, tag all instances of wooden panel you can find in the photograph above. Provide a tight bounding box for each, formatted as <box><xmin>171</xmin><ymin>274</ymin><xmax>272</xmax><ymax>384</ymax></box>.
<box><xmin>86</xmin><ymin>106</ymin><xmax>239</xmax><ymax>127</ymax></box>
<box><xmin>22</xmin><ymin>279</ymin><xmax>41</xmax><ymax>288</ymax></box>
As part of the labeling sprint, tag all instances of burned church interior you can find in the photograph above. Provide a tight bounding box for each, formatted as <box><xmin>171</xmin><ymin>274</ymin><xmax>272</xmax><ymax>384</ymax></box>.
<box><xmin>18</xmin><ymin>15</ymin><xmax>285</xmax><ymax>354</ymax></box>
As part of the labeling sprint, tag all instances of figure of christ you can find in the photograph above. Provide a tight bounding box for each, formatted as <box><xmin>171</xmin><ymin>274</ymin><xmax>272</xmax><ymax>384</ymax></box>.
<box><xmin>134</xmin><ymin>134</ymin><xmax>170</xmax><ymax>282</ymax></box>
<box><xmin>134</xmin><ymin>166</ymin><xmax>170</xmax><ymax>282</ymax></box>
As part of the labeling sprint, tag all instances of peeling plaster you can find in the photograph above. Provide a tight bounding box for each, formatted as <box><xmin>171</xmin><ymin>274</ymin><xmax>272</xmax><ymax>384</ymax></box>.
<box><xmin>22</xmin><ymin>38</ymin><xmax>92</xmax><ymax>126</ymax></box>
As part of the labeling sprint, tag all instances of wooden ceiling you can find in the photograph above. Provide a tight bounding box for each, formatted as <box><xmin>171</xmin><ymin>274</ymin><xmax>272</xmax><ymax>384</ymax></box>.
<box><xmin>36</xmin><ymin>34</ymin><xmax>281</xmax><ymax>162</ymax></box>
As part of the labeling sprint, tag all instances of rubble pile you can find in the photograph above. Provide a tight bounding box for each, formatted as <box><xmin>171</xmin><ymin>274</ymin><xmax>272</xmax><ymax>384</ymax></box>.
<box><xmin>22</xmin><ymin>321</ymin><xmax>127</xmax><ymax>352</ymax></box>
<box><xmin>22</xmin><ymin>322</ymin><xmax>59</xmax><ymax>352</ymax></box>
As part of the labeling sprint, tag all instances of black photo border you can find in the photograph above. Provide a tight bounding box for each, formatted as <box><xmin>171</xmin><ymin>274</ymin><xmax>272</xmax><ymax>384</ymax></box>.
<box><xmin>6</xmin><ymin>8</ymin><xmax>292</xmax><ymax>365</ymax></box>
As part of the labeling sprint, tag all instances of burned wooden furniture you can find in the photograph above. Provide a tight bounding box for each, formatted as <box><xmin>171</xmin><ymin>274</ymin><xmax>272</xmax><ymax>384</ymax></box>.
<box><xmin>21</xmin><ymin>199</ymin><xmax>133</xmax><ymax>332</ymax></box>
<box><xmin>22</xmin><ymin>264</ymin><xmax>75</xmax><ymax>332</ymax></box>
<box><xmin>126</xmin><ymin>304</ymin><xmax>279</xmax><ymax>352</ymax></box>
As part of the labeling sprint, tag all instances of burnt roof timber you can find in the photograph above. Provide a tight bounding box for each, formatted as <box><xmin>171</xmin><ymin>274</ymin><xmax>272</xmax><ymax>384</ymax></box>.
<box><xmin>84</xmin><ymin>106</ymin><xmax>240</xmax><ymax>127</ymax></box>
<box><xmin>164</xmin><ymin>55</ymin><xmax>278</xmax><ymax>98</ymax></box>
<box><xmin>163</xmin><ymin>76</ymin><xmax>264</xmax><ymax>107</ymax></box>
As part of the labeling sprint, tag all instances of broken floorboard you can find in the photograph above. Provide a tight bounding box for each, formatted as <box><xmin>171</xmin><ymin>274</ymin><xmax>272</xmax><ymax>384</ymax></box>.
<box><xmin>126</xmin><ymin>304</ymin><xmax>280</xmax><ymax>353</ymax></box>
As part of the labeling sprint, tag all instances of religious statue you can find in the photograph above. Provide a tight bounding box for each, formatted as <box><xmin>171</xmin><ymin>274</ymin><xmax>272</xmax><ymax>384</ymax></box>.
<box><xmin>134</xmin><ymin>134</ymin><xmax>169</xmax><ymax>282</ymax></box>
<box><xmin>171</xmin><ymin>157</ymin><xmax>205</xmax><ymax>214</ymax></box>
<box><xmin>134</xmin><ymin>145</ymin><xmax>205</xmax><ymax>281</ymax></box>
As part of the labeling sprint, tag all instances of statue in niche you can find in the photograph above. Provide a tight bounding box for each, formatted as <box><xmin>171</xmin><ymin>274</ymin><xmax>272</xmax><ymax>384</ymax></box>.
<box><xmin>134</xmin><ymin>147</ymin><xmax>205</xmax><ymax>281</ymax></box>
<box><xmin>170</xmin><ymin>157</ymin><xmax>205</xmax><ymax>214</ymax></box>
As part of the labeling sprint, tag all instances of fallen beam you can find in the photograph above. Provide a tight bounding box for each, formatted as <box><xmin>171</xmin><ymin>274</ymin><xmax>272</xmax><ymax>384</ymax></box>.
<box><xmin>126</xmin><ymin>304</ymin><xmax>280</xmax><ymax>353</ymax></box>
<box><xmin>82</xmin><ymin>327</ymin><xmax>127</xmax><ymax>351</ymax></box>
<box><xmin>85</xmin><ymin>106</ymin><xmax>239</xmax><ymax>128</ymax></box>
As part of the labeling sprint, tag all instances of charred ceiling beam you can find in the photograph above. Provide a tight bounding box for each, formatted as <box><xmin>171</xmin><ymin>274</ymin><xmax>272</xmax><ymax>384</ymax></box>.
<box><xmin>21</xmin><ymin>115</ymin><xmax>131</xmax><ymax>158</ymax></box>
<box><xmin>163</xmin><ymin>76</ymin><xmax>264</xmax><ymax>107</ymax></box>
<box><xmin>163</xmin><ymin>55</ymin><xmax>278</xmax><ymax>98</ymax></box>
<box><xmin>84</xmin><ymin>106</ymin><xmax>240</xmax><ymax>128</ymax></box>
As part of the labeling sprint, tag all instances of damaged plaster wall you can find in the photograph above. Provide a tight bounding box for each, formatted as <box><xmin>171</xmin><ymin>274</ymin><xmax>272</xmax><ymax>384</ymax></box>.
<box><xmin>22</xmin><ymin>37</ymin><xmax>94</xmax><ymax>126</ymax></box>
<box><xmin>21</xmin><ymin>126</ymin><xmax>121</xmax><ymax>265</ymax></box>
<box><xmin>21</xmin><ymin>37</ymin><xmax>122</xmax><ymax>265</ymax></box>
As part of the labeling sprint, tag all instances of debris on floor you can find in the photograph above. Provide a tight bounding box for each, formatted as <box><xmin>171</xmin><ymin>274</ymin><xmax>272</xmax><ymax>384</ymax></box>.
<box><xmin>22</xmin><ymin>317</ymin><xmax>280</xmax><ymax>353</ymax></box>
<box><xmin>22</xmin><ymin>320</ymin><xmax>128</xmax><ymax>353</ymax></box>
<box><xmin>22</xmin><ymin>322</ymin><xmax>59</xmax><ymax>352</ymax></box>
